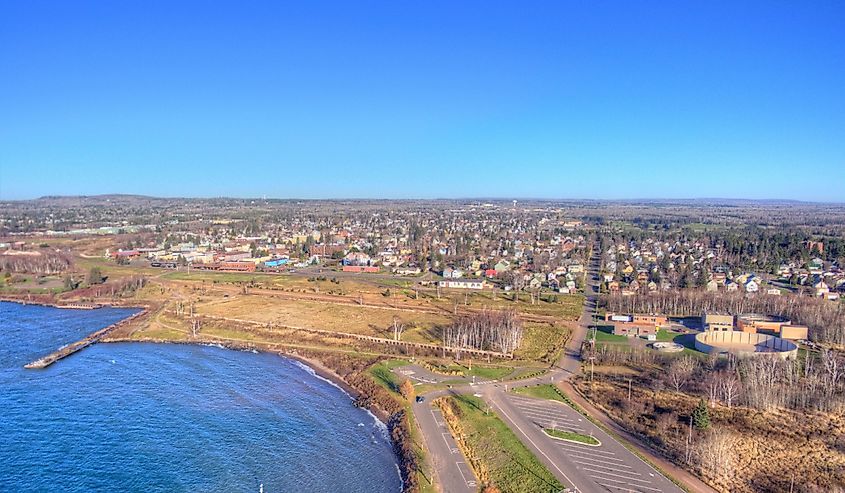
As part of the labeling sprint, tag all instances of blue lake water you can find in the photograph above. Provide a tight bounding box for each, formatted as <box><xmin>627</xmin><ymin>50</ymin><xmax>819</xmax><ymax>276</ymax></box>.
<box><xmin>0</xmin><ymin>301</ymin><xmax>402</xmax><ymax>492</ymax></box>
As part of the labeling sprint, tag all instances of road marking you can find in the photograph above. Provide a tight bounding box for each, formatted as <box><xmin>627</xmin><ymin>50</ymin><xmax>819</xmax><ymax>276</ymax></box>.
<box><xmin>442</xmin><ymin>433</ymin><xmax>458</xmax><ymax>453</ymax></box>
<box><xmin>512</xmin><ymin>406</ymin><xmax>581</xmax><ymax>420</ymax></box>
<box><xmin>593</xmin><ymin>481</ymin><xmax>657</xmax><ymax>493</ymax></box>
<box><xmin>582</xmin><ymin>468</ymin><xmax>654</xmax><ymax>485</ymax></box>
<box><xmin>565</xmin><ymin>452</ymin><xmax>628</xmax><ymax>464</ymax></box>
<box><xmin>455</xmin><ymin>461</ymin><xmax>475</xmax><ymax>488</ymax></box>
<box><xmin>573</xmin><ymin>459</ymin><xmax>639</xmax><ymax>474</ymax></box>
<box><xmin>555</xmin><ymin>442</ymin><xmax>617</xmax><ymax>456</ymax></box>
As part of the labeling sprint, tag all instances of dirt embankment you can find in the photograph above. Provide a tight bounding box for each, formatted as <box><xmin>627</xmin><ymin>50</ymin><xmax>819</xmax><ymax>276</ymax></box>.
<box><xmin>574</xmin><ymin>377</ymin><xmax>845</xmax><ymax>493</ymax></box>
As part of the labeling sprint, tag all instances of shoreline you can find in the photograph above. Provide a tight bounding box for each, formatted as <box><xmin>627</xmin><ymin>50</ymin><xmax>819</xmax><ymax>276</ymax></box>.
<box><xmin>102</xmin><ymin>336</ymin><xmax>392</xmax><ymax>424</ymax></box>
<box><xmin>0</xmin><ymin>296</ymin><xmax>147</xmax><ymax>312</ymax></box>
<box><xmin>8</xmin><ymin>297</ymin><xmax>411</xmax><ymax>490</ymax></box>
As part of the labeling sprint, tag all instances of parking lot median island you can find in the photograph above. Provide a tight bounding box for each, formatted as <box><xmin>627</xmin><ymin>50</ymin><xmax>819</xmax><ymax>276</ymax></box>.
<box><xmin>542</xmin><ymin>428</ymin><xmax>600</xmax><ymax>446</ymax></box>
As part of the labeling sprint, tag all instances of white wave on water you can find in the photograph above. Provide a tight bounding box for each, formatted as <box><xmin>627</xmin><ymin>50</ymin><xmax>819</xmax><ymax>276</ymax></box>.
<box><xmin>291</xmin><ymin>360</ymin><xmax>392</xmax><ymax>441</ymax></box>
<box><xmin>291</xmin><ymin>360</ymin><xmax>348</xmax><ymax>396</ymax></box>
<box><xmin>200</xmin><ymin>343</ymin><xmax>226</xmax><ymax>349</ymax></box>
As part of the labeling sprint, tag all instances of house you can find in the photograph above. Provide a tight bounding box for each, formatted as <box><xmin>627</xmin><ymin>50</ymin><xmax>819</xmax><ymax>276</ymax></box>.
<box><xmin>705</xmin><ymin>280</ymin><xmax>719</xmax><ymax>292</ymax></box>
<box><xmin>766</xmin><ymin>288</ymin><xmax>782</xmax><ymax>296</ymax></box>
<box><xmin>219</xmin><ymin>261</ymin><xmax>256</xmax><ymax>272</ymax></box>
<box><xmin>744</xmin><ymin>280</ymin><xmax>759</xmax><ymax>293</ymax></box>
<box><xmin>438</xmin><ymin>279</ymin><xmax>485</xmax><ymax>290</ymax></box>
<box><xmin>726</xmin><ymin>281</ymin><xmax>739</xmax><ymax>292</ymax></box>
<box><xmin>494</xmin><ymin>260</ymin><xmax>511</xmax><ymax>272</ymax></box>
<box><xmin>394</xmin><ymin>267</ymin><xmax>421</xmax><ymax>276</ymax></box>
<box><xmin>443</xmin><ymin>267</ymin><xmax>464</xmax><ymax>279</ymax></box>
<box><xmin>342</xmin><ymin>251</ymin><xmax>372</xmax><ymax>266</ymax></box>
<box><xmin>343</xmin><ymin>265</ymin><xmax>379</xmax><ymax>273</ymax></box>
<box><xmin>264</xmin><ymin>258</ymin><xmax>289</xmax><ymax>268</ymax></box>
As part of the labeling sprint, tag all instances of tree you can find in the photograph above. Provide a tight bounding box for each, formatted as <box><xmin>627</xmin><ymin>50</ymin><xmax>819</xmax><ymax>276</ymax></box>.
<box><xmin>692</xmin><ymin>399</ymin><xmax>710</xmax><ymax>430</ymax></box>
<box><xmin>666</xmin><ymin>356</ymin><xmax>696</xmax><ymax>392</ymax></box>
<box><xmin>399</xmin><ymin>379</ymin><xmax>415</xmax><ymax>402</ymax></box>
<box><xmin>392</xmin><ymin>317</ymin><xmax>406</xmax><ymax>341</ymax></box>
<box><xmin>88</xmin><ymin>267</ymin><xmax>105</xmax><ymax>285</ymax></box>
<box><xmin>63</xmin><ymin>275</ymin><xmax>78</xmax><ymax>291</ymax></box>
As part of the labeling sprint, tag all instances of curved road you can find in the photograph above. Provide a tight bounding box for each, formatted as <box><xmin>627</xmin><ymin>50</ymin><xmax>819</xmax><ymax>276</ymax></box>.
<box><xmin>406</xmin><ymin>243</ymin><xmax>712</xmax><ymax>492</ymax></box>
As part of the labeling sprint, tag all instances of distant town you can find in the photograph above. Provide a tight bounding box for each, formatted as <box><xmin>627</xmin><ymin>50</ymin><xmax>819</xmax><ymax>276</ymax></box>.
<box><xmin>2</xmin><ymin>195</ymin><xmax>844</xmax><ymax>493</ymax></box>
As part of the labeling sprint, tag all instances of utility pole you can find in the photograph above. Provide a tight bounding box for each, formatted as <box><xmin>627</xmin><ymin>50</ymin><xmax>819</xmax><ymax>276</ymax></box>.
<box><xmin>628</xmin><ymin>378</ymin><xmax>632</xmax><ymax>400</ymax></box>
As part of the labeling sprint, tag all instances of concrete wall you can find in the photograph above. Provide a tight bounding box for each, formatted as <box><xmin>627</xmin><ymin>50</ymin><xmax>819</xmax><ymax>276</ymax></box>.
<box><xmin>694</xmin><ymin>330</ymin><xmax>798</xmax><ymax>360</ymax></box>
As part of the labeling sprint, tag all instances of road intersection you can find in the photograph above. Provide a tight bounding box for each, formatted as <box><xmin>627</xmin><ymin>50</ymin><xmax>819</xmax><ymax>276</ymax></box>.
<box><xmin>403</xmin><ymin>244</ymin><xmax>701</xmax><ymax>492</ymax></box>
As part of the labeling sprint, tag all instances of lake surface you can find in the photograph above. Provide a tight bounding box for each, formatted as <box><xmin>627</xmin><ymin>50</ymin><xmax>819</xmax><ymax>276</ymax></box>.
<box><xmin>0</xmin><ymin>301</ymin><xmax>402</xmax><ymax>492</ymax></box>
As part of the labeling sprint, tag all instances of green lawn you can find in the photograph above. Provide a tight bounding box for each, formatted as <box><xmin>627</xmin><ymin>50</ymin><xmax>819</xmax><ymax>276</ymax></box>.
<box><xmin>440</xmin><ymin>363</ymin><xmax>513</xmax><ymax>380</ymax></box>
<box><xmin>543</xmin><ymin>428</ymin><xmax>600</xmax><ymax>446</ymax></box>
<box><xmin>439</xmin><ymin>394</ymin><xmax>564</xmax><ymax>492</ymax></box>
<box><xmin>367</xmin><ymin>358</ymin><xmax>411</xmax><ymax>392</ymax></box>
<box><xmin>654</xmin><ymin>328</ymin><xmax>674</xmax><ymax>341</ymax></box>
<box><xmin>592</xmin><ymin>325</ymin><xmax>629</xmax><ymax>343</ymax></box>
<box><xmin>512</xmin><ymin>384</ymin><xmax>586</xmax><ymax>414</ymax></box>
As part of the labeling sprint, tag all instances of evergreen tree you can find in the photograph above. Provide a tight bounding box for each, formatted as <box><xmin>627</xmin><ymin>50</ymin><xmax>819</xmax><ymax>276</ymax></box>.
<box><xmin>692</xmin><ymin>398</ymin><xmax>710</xmax><ymax>430</ymax></box>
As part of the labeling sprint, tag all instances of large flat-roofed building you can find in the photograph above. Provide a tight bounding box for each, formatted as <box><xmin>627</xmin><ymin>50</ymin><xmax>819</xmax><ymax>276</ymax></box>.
<box><xmin>604</xmin><ymin>313</ymin><xmax>667</xmax><ymax>326</ymax></box>
<box><xmin>613</xmin><ymin>324</ymin><xmax>657</xmax><ymax>337</ymax></box>
<box><xmin>737</xmin><ymin>314</ymin><xmax>808</xmax><ymax>341</ymax></box>
<box><xmin>702</xmin><ymin>312</ymin><xmax>734</xmax><ymax>332</ymax></box>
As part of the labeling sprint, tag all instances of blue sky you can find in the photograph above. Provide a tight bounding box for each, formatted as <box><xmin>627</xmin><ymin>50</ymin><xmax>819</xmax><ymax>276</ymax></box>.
<box><xmin>1</xmin><ymin>1</ymin><xmax>843</xmax><ymax>201</ymax></box>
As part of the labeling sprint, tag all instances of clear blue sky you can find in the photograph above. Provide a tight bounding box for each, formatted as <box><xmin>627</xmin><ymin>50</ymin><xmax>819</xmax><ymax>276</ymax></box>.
<box><xmin>1</xmin><ymin>1</ymin><xmax>843</xmax><ymax>201</ymax></box>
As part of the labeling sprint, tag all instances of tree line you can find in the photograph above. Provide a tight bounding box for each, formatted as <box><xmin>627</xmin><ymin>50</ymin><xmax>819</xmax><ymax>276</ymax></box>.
<box><xmin>603</xmin><ymin>291</ymin><xmax>845</xmax><ymax>345</ymax></box>
<box><xmin>441</xmin><ymin>309</ymin><xmax>523</xmax><ymax>354</ymax></box>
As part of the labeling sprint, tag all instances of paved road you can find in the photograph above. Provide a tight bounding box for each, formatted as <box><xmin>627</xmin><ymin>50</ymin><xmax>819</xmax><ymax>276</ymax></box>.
<box><xmin>477</xmin><ymin>244</ymin><xmax>682</xmax><ymax>492</ymax></box>
<box><xmin>413</xmin><ymin>396</ymin><xmax>478</xmax><ymax>492</ymax></box>
<box><xmin>405</xmin><ymin>242</ymin><xmax>709</xmax><ymax>492</ymax></box>
<box><xmin>559</xmin><ymin>242</ymin><xmax>602</xmax><ymax>376</ymax></box>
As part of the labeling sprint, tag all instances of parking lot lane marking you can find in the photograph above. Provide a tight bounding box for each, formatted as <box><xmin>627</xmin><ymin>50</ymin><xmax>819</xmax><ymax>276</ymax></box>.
<box><xmin>455</xmin><ymin>461</ymin><xmax>474</xmax><ymax>488</ymax></box>
<box><xmin>572</xmin><ymin>459</ymin><xmax>639</xmax><ymax>474</ymax></box>
<box><xmin>582</xmin><ymin>468</ymin><xmax>655</xmax><ymax>485</ymax></box>
<box><xmin>441</xmin><ymin>433</ymin><xmax>458</xmax><ymax>453</ymax></box>
<box><xmin>555</xmin><ymin>442</ymin><xmax>617</xmax><ymax>456</ymax></box>
<box><xmin>593</xmin><ymin>481</ymin><xmax>653</xmax><ymax>493</ymax></box>
<box><xmin>565</xmin><ymin>452</ymin><xmax>628</xmax><ymax>464</ymax></box>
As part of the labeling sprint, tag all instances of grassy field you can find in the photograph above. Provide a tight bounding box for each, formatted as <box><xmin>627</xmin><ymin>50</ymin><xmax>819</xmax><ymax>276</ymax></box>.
<box><xmin>368</xmin><ymin>358</ymin><xmax>411</xmax><ymax>392</ymax></box>
<box><xmin>513</xmin><ymin>383</ymin><xmax>567</xmax><ymax>403</ymax></box>
<box><xmin>427</xmin><ymin>291</ymin><xmax>584</xmax><ymax>321</ymax></box>
<box><xmin>514</xmin><ymin>323</ymin><xmax>570</xmax><ymax>362</ymax></box>
<box><xmin>194</xmin><ymin>295</ymin><xmax>450</xmax><ymax>342</ymax></box>
<box><xmin>543</xmin><ymin>428</ymin><xmax>599</xmax><ymax>445</ymax></box>
<box><xmin>437</xmin><ymin>394</ymin><xmax>564</xmax><ymax>493</ymax></box>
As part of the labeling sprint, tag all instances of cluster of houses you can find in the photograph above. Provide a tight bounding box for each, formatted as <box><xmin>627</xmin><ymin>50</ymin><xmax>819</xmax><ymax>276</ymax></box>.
<box><xmin>602</xmin><ymin>237</ymin><xmax>843</xmax><ymax>301</ymax></box>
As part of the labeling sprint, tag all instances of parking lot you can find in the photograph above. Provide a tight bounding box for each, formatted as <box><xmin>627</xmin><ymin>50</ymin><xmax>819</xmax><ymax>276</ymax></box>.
<box><xmin>504</xmin><ymin>393</ymin><xmax>679</xmax><ymax>493</ymax></box>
